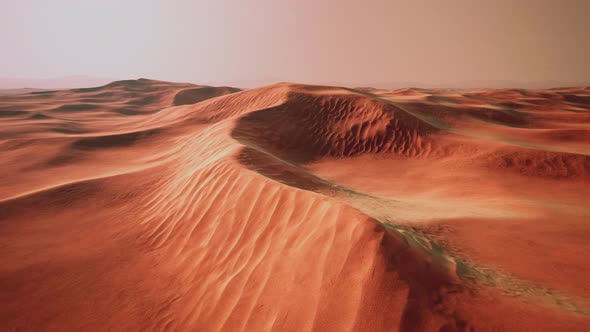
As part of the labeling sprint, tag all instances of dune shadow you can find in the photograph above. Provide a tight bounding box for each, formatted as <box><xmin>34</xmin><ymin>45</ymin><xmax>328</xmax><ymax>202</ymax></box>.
<box><xmin>72</xmin><ymin>128</ymin><xmax>161</xmax><ymax>150</ymax></box>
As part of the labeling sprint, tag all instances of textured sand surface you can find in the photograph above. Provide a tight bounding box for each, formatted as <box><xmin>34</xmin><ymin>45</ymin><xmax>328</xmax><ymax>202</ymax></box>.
<box><xmin>1</xmin><ymin>79</ymin><xmax>589</xmax><ymax>331</ymax></box>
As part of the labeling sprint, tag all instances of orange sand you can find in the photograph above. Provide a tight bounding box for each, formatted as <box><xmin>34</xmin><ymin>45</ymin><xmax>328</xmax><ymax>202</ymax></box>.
<box><xmin>1</xmin><ymin>80</ymin><xmax>589</xmax><ymax>331</ymax></box>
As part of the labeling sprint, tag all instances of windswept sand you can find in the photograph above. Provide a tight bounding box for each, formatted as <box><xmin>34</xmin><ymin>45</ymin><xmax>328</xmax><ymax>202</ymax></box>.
<box><xmin>1</xmin><ymin>79</ymin><xmax>589</xmax><ymax>331</ymax></box>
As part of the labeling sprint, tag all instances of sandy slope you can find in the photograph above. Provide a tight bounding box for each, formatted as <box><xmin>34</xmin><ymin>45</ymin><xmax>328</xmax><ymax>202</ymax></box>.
<box><xmin>1</xmin><ymin>80</ymin><xmax>589</xmax><ymax>331</ymax></box>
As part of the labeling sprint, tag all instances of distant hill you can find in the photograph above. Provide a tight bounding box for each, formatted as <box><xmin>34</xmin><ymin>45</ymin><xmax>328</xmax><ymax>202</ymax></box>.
<box><xmin>0</xmin><ymin>88</ymin><xmax>59</xmax><ymax>95</ymax></box>
<box><xmin>0</xmin><ymin>75</ymin><xmax>115</xmax><ymax>90</ymax></box>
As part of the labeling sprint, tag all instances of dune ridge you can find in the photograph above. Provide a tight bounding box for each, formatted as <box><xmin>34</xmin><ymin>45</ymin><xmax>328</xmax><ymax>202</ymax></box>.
<box><xmin>1</xmin><ymin>80</ymin><xmax>589</xmax><ymax>331</ymax></box>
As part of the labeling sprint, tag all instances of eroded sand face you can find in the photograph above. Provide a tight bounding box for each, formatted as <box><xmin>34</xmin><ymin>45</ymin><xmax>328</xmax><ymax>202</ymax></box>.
<box><xmin>1</xmin><ymin>80</ymin><xmax>589</xmax><ymax>331</ymax></box>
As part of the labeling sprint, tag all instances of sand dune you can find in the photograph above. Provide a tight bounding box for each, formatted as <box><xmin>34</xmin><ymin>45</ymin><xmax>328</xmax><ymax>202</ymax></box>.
<box><xmin>1</xmin><ymin>80</ymin><xmax>589</xmax><ymax>331</ymax></box>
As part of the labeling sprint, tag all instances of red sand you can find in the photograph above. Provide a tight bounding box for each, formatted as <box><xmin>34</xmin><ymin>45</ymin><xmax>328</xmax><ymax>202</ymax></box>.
<box><xmin>1</xmin><ymin>80</ymin><xmax>589</xmax><ymax>331</ymax></box>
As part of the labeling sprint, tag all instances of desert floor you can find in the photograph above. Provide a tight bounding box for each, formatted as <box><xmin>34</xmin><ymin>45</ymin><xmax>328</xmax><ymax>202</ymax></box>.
<box><xmin>1</xmin><ymin>79</ymin><xmax>589</xmax><ymax>331</ymax></box>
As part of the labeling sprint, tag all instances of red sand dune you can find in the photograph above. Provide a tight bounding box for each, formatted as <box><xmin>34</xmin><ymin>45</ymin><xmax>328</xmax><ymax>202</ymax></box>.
<box><xmin>1</xmin><ymin>79</ymin><xmax>589</xmax><ymax>331</ymax></box>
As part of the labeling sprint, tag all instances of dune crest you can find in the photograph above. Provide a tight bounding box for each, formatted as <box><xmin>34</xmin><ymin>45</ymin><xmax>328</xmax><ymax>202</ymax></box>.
<box><xmin>1</xmin><ymin>80</ymin><xmax>589</xmax><ymax>331</ymax></box>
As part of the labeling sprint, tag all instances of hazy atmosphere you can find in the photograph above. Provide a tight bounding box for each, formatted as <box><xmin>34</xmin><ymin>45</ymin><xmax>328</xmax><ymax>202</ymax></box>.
<box><xmin>2</xmin><ymin>0</ymin><xmax>589</xmax><ymax>88</ymax></box>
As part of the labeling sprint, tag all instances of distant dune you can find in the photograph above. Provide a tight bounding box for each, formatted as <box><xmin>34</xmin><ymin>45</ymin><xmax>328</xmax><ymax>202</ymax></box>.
<box><xmin>0</xmin><ymin>88</ymin><xmax>57</xmax><ymax>95</ymax></box>
<box><xmin>1</xmin><ymin>79</ymin><xmax>589</xmax><ymax>331</ymax></box>
<box><xmin>357</xmin><ymin>80</ymin><xmax>590</xmax><ymax>90</ymax></box>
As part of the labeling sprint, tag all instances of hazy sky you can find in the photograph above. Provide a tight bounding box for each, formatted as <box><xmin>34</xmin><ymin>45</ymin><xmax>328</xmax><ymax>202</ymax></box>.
<box><xmin>2</xmin><ymin>0</ymin><xmax>589</xmax><ymax>87</ymax></box>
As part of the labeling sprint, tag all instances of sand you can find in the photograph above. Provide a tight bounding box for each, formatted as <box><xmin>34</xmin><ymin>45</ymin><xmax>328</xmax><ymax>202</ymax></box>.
<box><xmin>1</xmin><ymin>80</ymin><xmax>589</xmax><ymax>331</ymax></box>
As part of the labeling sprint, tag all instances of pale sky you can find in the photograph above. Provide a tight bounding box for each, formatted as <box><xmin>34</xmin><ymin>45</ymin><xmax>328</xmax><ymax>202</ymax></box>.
<box><xmin>1</xmin><ymin>0</ymin><xmax>589</xmax><ymax>87</ymax></box>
